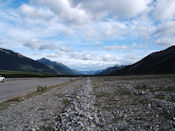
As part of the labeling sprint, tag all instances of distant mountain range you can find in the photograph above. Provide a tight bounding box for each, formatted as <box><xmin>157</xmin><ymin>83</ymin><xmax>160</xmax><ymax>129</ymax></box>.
<box><xmin>37</xmin><ymin>58</ymin><xmax>78</xmax><ymax>75</ymax></box>
<box><xmin>37</xmin><ymin>58</ymin><xmax>98</xmax><ymax>75</ymax></box>
<box><xmin>0</xmin><ymin>48</ymin><xmax>77</xmax><ymax>75</ymax></box>
<box><xmin>99</xmin><ymin>46</ymin><xmax>175</xmax><ymax>75</ymax></box>
<box><xmin>1</xmin><ymin>46</ymin><xmax>175</xmax><ymax>76</ymax></box>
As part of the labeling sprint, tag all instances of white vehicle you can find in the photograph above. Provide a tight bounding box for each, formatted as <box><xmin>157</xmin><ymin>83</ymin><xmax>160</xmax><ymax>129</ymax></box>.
<box><xmin>0</xmin><ymin>75</ymin><xmax>5</xmax><ymax>82</ymax></box>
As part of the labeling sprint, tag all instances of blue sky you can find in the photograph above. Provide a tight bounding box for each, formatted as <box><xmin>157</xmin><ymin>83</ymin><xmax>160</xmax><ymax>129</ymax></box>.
<box><xmin>0</xmin><ymin>0</ymin><xmax>175</xmax><ymax>71</ymax></box>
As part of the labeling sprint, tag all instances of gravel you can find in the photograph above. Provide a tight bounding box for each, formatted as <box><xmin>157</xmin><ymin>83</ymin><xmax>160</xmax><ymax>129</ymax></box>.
<box><xmin>0</xmin><ymin>79</ymin><xmax>78</xmax><ymax>130</ymax></box>
<box><xmin>0</xmin><ymin>76</ymin><xmax>175</xmax><ymax>131</ymax></box>
<box><xmin>56</xmin><ymin>78</ymin><xmax>101</xmax><ymax>130</ymax></box>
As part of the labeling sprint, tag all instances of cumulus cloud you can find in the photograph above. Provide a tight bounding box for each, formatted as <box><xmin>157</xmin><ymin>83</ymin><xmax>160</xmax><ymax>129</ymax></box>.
<box><xmin>30</xmin><ymin>0</ymin><xmax>90</xmax><ymax>24</ymax></box>
<box><xmin>23</xmin><ymin>39</ymin><xmax>40</xmax><ymax>49</ymax></box>
<box><xmin>156</xmin><ymin>38</ymin><xmax>175</xmax><ymax>46</ymax></box>
<box><xmin>104</xmin><ymin>45</ymin><xmax>129</xmax><ymax>50</ymax></box>
<box><xmin>68</xmin><ymin>52</ymin><xmax>95</xmax><ymax>61</ymax></box>
<box><xmin>81</xmin><ymin>54</ymin><xmax>94</xmax><ymax>60</ymax></box>
<box><xmin>104</xmin><ymin>43</ymin><xmax>137</xmax><ymax>50</ymax></box>
<box><xmin>20</xmin><ymin>4</ymin><xmax>53</xmax><ymax>20</ymax></box>
<box><xmin>102</xmin><ymin>54</ymin><xmax>117</xmax><ymax>62</ymax></box>
<box><xmin>21</xmin><ymin>0</ymin><xmax>153</xmax><ymax>25</ymax></box>
<box><xmin>153</xmin><ymin>21</ymin><xmax>175</xmax><ymax>37</ymax></box>
<box><xmin>152</xmin><ymin>21</ymin><xmax>175</xmax><ymax>46</ymax></box>
<box><xmin>46</xmin><ymin>53</ymin><xmax>60</xmax><ymax>58</ymax></box>
<box><xmin>23</xmin><ymin>39</ymin><xmax>58</xmax><ymax>50</ymax></box>
<box><xmin>59</xmin><ymin>46</ymin><xmax>72</xmax><ymax>52</ymax></box>
<box><xmin>71</xmin><ymin>0</ymin><xmax>152</xmax><ymax>19</ymax></box>
<box><xmin>153</xmin><ymin>0</ymin><xmax>175</xmax><ymax>21</ymax></box>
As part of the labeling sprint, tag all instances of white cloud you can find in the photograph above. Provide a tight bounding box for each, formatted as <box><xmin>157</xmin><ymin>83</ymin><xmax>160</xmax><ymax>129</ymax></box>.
<box><xmin>152</xmin><ymin>21</ymin><xmax>175</xmax><ymax>46</ymax></box>
<box><xmin>30</xmin><ymin>0</ymin><xmax>90</xmax><ymax>24</ymax></box>
<box><xmin>20</xmin><ymin>4</ymin><xmax>53</xmax><ymax>20</ymax></box>
<box><xmin>105</xmin><ymin>0</ymin><xmax>152</xmax><ymax>18</ymax></box>
<box><xmin>153</xmin><ymin>0</ymin><xmax>175</xmax><ymax>21</ymax></box>
<box><xmin>46</xmin><ymin>53</ymin><xmax>60</xmax><ymax>58</ymax></box>
<box><xmin>104</xmin><ymin>45</ymin><xmax>129</xmax><ymax>50</ymax></box>
<box><xmin>128</xmin><ymin>14</ymin><xmax>155</xmax><ymax>41</ymax></box>
<box><xmin>23</xmin><ymin>39</ymin><xmax>58</xmax><ymax>50</ymax></box>
<box><xmin>153</xmin><ymin>21</ymin><xmax>175</xmax><ymax>37</ymax></box>
<box><xmin>23</xmin><ymin>39</ymin><xmax>40</xmax><ymax>49</ymax></box>
<box><xmin>59</xmin><ymin>46</ymin><xmax>72</xmax><ymax>52</ymax></box>
<box><xmin>104</xmin><ymin>43</ymin><xmax>137</xmax><ymax>50</ymax></box>
<box><xmin>156</xmin><ymin>37</ymin><xmax>175</xmax><ymax>46</ymax></box>
<box><xmin>81</xmin><ymin>54</ymin><xmax>93</xmax><ymax>60</ymax></box>
<box><xmin>102</xmin><ymin>54</ymin><xmax>117</xmax><ymax>62</ymax></box>
<box><xmin>100</xmin><ymin>20</ymin><xmax>127</xmax><ymax>38</ymax></box>
<box><xmin>71</xmin><ymin>0</ymin><xmax>152</xmax><ymax>19</ymax></box>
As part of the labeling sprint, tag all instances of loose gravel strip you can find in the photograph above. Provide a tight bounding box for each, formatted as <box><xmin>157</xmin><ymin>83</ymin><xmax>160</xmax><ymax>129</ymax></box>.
<box><xmin>0</xmin><ymin>80</ymin><xmax>78</xmax><ymax>131</ymax></box>
<box><xmin>56</xmin><ymin>78</ymin><xmax>101</xmax><ymax>130</ymax></box>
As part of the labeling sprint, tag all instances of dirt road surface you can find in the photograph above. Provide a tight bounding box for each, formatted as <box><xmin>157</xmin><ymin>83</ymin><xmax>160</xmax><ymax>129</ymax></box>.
<box><xmin>0</xmin><ymin>77</ymin><xmax>76</xmax><ymax>102</ymax></box>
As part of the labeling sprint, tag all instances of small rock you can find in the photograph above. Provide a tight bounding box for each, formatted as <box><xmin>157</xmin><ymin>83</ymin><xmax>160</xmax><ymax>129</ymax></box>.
<box><xmin>173</xmin><ymin>121</ymin><xmax>175</xmax><ymax>127</ymax></box>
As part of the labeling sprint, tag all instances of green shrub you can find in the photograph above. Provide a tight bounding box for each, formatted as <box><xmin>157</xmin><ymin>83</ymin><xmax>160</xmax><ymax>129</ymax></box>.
<box><xmin>155</xmin><ymin>93</ymin><xmax>165</xmax><ymax>100</ymax></box>
<box><xmin>37</xmin><ymin>85</ymin><xmax>47</xmax><ymax>92</ymax></box>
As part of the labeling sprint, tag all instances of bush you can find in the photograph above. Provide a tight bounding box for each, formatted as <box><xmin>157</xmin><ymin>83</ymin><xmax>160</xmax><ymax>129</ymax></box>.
<box><xmin>37</xmin><ymin>85</ymin><xmax>47</xmax><ymax>92</ymax></box>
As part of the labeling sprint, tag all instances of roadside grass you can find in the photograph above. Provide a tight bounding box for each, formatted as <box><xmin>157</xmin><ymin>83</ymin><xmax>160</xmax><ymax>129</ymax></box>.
<box><xmin>95</xmin><ymin>92</ymin><xmax>109</xmax><ymax>98</ymax></box>
<box><xmin>40</xmin><ymin>125</ymin><xmax>55</xmax><ymax>131</ymax></box>
<box><xmin>134</xmin><ymin>83</ymin><xmax>149</xmax><ymax>90</ymax></box>
<box><xmin>155</xmin><ymin>92</ymin><xmax>166</xmax><ymax>100</ymax></box>
<box><xmin>37</xmin><ymin>85</ymin><xmax>48</xmax><ymax>92</ymax></box>
<box><xmin>0</xmin><ymin>96</ymin><xmax>24</xmax><ymax>110</ymax></box>
<box><xmin>62</xmin><ymin>99</ymin><xmax>71</xmax><ymax>105</ymax></box>
<box><xmin>0</xmin><ymin>102</ymin><xmax>11</xmax><ymax>110</ymax></box>
<box><xmin>156</xmin><ymin>86</ymin><xmax>175</xmax><ymax>92</ymax></box>
<box><xmin>117</xmin><ymin>88</ymin><xmax>132</xmax><ymax>95</ymax></box>
<box><xmin>7</xmin><ymin>96</ymin><xmax>24</xmax><ymax>102</ymax></box>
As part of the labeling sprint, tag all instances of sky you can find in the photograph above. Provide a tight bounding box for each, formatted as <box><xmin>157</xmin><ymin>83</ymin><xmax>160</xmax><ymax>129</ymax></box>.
<box><xmin>0</xmin><ymin>0</ymin><xmax>175</xmax><ymax>71</ymax></box>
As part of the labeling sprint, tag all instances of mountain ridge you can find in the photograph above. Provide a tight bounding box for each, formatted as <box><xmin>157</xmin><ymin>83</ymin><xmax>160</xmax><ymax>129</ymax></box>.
<box><xmin>109</xmin><ymin>46</ymin><xmax>175</xmax><ymax>75</ymax></box>
<box><xmin>37</xmin><ymin>58</ymin><xmax>78</xmax><ymax>75</ymax></box>
<box><xmin>0</xmin><ymin>48</ymin><xmax>57</xmax><ymax>74</ymax></box>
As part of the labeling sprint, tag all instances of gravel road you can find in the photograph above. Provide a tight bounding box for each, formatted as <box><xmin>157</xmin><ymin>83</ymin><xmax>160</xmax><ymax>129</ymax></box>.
<box><xmin>0</xmin><ymin>77</ymin><xmax>76</xmax><ymax>102</ymax></box>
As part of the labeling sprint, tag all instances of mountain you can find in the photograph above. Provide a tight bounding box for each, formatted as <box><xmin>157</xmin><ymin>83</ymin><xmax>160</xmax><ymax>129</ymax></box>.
<box><xmin>37</xmin><ymin>58</ymin><xmax>78</xmax><ymax>75</ymax></box>
<box><xmin>0</xmin><ymin>48</ymin><xmax>57</xmax><ymax>74</ymax></box>
<box><xmin>110</xmin><ymin>46</ymin><xmax>175</xmax><ymax>75</ymax></box>
<box><xmin>97</xmin><ymin>65</ymin><xmax>125</xmax><ymax>75</ymax></box>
